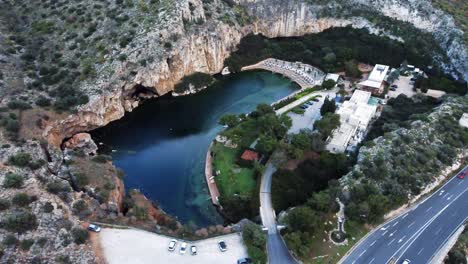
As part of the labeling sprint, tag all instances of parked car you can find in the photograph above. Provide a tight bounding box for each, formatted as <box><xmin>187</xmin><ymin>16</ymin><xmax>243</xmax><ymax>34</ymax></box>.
<box><xmin>180</xmin><ymin>242</ymin><xmax>187</xmax><ymax>254</ymax></box>
<box><xmin>391</xmin><ymin>84</ymin><xmax>398</xmax><ymax>88</ymax></box>
<box><xmin>458</xmin><ymin>171</ymin><xmax>466</xmax><ymax>179</ymax></box>
<box><xmin>300</xmin><ymin>105</ymin><xmax>307</xmax><ymax>110</ymax></box>
<box><xmin>190</xmin><ymin>245</ymin><xmax>197</xmax><ymax>255</ymax></box>
<box><xmin>402</xmin><ymin>259</ymin><xmax>411</xmax><ymax>264</ymax></box>
<box><xmin>390</xmin><ymin>87</ymin><xmax>396</xmax><ymax>91</ymax></box>
<box><xmin>87</xmin><ymin>224</ymin><xmax>101</xmax><ymax>232</ymax></box>
<box><xmin>312</xmin><ymin>98</ymin><xmax>319</xmax><ymax>102</ymax></box>
<box><xmin>218</xmin><ymin>240</ymin><xmax>227</xmax><ymax>252</ymax></box>
<box><xmin>168</xmin><ymin>240</ymin><xmax>177</xmax><ymax>251</ymax></box>
<box><xmin>237</xmin><ymin>258</ymin><xmax>252</xmax><ymax>264</ymax></box>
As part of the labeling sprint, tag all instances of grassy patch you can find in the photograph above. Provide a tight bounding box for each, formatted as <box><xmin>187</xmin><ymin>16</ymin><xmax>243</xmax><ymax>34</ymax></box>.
<box><xmin>304</xmin><ymin>217</ymin><xmax>368</xmax><ymax>264</ymax></box>
<box><xmin>212</xmin><ymin>143</ymin><xmax>255</xmax><ymax>197</ymax></box>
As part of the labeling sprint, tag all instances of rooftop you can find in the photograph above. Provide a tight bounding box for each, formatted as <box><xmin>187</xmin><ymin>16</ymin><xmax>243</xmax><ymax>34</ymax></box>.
<box><xmin>359</xmin><ymin>64</ymin><xmax>389</xmax><ymax>89</ymax></box>
<box><xmin>241</xmin><ymin>150</ymin><xmax>259</xmax><ymax>161</ymax></box>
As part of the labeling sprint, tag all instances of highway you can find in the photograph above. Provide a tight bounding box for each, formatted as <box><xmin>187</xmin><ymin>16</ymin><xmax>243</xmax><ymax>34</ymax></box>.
<box><xmin>260</xmin><ymin>162</ymin><xmax>297</xmax><ymax>264</ymax></box>
<box><xmin>340</xmin><ymin>166</ymin><xmax>468</xmax><ymax>264</ymax></box>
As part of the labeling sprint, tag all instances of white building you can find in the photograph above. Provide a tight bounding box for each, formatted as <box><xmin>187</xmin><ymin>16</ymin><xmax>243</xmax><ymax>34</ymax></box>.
<box><xmin>358</xmin><ymin>64</ymin><xmax>389</xmax><ymax>94</ymax></box>
<box><xmin>326</xmin><ymin>90</ymin><xmax>377</xmax><ymax>153</ymax></box>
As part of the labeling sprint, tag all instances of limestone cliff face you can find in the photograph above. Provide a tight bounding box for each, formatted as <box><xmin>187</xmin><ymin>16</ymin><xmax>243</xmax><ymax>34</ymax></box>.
<box><xmin>44</xmin><ymin>0</ymin><xmax>466</xmax><ymax>145</ymax></box>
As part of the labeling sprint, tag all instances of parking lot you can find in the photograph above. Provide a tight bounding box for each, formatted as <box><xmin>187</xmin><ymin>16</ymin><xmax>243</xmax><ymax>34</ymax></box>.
<box><xmin>286</xmin><ymin>93</ymin><xmax>335</xmax><ymax>134</ymax></box>
<box><xmin>99</xmin><ymin>228</ymin><xmax>248</xmax><ymax>264</ymax></box>
<box><xmin>387</xmin><ymin>75</ymin><xmax>416</xmax><ymax>98</ymax></box>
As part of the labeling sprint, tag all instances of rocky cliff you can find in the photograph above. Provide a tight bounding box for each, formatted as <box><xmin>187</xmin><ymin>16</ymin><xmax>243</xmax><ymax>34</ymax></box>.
<box><xmin>43</xmin><ymin>0</ymin><xmax>467</xmax><ymax>146</ymax></box>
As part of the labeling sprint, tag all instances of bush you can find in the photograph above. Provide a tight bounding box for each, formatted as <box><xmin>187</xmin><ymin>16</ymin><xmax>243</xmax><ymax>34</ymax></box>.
<box><xmin>19</xmin><ymin>239</ymin><xmax>34</xmax><ymax>250</ymax></box>
<box><xmin>91</xmin><ymin>155</ymin><xmax>109</xmax><ymax>163</ymax></box>
<box><xmin>3</xmin><ymin>210</ymin><xmax>38</xmax><ymax>233</ymax></box>
<box><xmin>2</xmin><ymin>234</ymin><xmax>17</xmax><ymax>247</ymax></box>
<box><xmin>46</xmin><ymin>181</ymin><xmax>70</xmax><ymax>194</ymax></box>
<box><xmin>8</xmin><ymin>153</ymin><xmax>32</xmax><ymax>167</ymax></box>
<box><xmin>43</xmin><ymin>202</ymin><xmax>54</xmax><ymax>213</ymax></box>
<box><xmin>7</xmin><ymin>100</ymin><xmax>31</xmax><ymax>110</ymax></box>
<box><xmin>71</xmin><ymin>227</ymin><xmax>88</xmax><ymax>244</ymax></box>
<box><xmin>35</xmin><ymin>96</ymin><xmax>51</xmax><ymax>107</ymax></box>
<box><xmin>0</xmin><ymin>199</ymin><xmax>11</xmax><ymax>211</ymax></box>
<box><xmin>74</xmin><ymin>173</ymin><xmax>89</xmax><ymax>189</ymax></box>
<box><xmin>12</xmin><ymin>193</ymin><xmax>33</xmax><ymax>207</ymax></box>
<box><xmin>242</xmin><ymin>223</ymin><xmax>267</xmax><ymax>264</ymax></box>
<box><xmin>3</xmin><ymin>173</ymin><xmax>24</xmax><ymax>188</ymax></box>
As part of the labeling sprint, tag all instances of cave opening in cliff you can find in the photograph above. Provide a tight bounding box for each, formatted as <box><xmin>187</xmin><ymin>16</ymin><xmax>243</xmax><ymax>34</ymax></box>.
<box><xmin>130</xmin><ymin>83</ymin><xmax>159</xmax><ymax>99</ymax></box>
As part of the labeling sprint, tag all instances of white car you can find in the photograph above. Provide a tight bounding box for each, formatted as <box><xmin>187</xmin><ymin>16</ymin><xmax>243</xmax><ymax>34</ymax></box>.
<box><xmin>168</xmin><ymin>240</ymin><xmax>177</xmax><ymax>251</ymax></box>
<box><xmin>190</xmin><ymin>245</ymin><xmax>197</xmax><ymax>255</ymax></box>
<box><xmin>87</xmin><ymin>224</ymin><xmax>101</xmax><ymax>232</ymax></box>
<box><xmin>180</xmin><ymin>242</ymin><xmax>187</xmax><ymax>254</ymax></box>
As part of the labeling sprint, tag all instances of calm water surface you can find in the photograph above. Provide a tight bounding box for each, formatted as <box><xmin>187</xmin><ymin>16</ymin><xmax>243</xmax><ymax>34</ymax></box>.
<box><xmin>91</xmin><ymin>71</ymin><xmax>298</xmax><ymax>226</ymax></box>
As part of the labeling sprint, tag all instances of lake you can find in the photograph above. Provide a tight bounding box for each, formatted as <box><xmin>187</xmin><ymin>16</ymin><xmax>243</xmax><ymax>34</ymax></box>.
<box><xmin>91</xmin><ymin>71</ymin><xmax>299</xmax><ymax>227</ymax></box>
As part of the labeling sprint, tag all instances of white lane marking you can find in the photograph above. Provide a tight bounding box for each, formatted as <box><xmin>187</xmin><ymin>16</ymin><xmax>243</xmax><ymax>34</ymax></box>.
<box><xmin>382</xmin><ymin>231</ymin><xmax>388</xmax><ymax>236</ymax></box>
<box><xmin>387</xmin><ymin>238</ymin><xmax>396</xmax><ymax>246</ymax></box>
<box><xmin>380</xmin><ymin>227</ymin><xmax>387</xmax><ymax>231</ymax></box>
<box><xmin>370</xmin><ymin>240</ymin><xmax>377</xmax><ymax>247</ymax></box>
<box><xmin>359</xmin><ymin>249</ymin><xmax>367</xmax><ymax>257</ymax></box>
<box><xmin>402</xmin><ymin>213</ymin><xmax>409</xmax><ymax>219</ymax></box>
<box><xmin>389</xmin><ymin>232</ymin><xmax>395</xmax><ymax>237</ymax></box>
<box><xmin>369</xmin><ymin>258</ymin><xmax>375</xmax><ymax>264</ymax></box>
<box><xmin>417</xmin><ymin>248</ymin><xmax>424</xmax><ymax>255</ymax></box>
<box><xmin>351</xmin><ymin>260</ymin><xmax>356</xmax><ymax>264</ymax></box>
<box><xmin>425</xmin><ymin>206</ymin><xmax>432</xmax><ymax>212</ymax></box>
<box><xmin>391</xmin><ymin>188</ymin><xmax>468</xmax><ymax>263</ymax></box>
<box><xmin>408</xmin><ymin>221</ymin><xmax>416</xmax><ymax>228</ymax></box>
<box><xmin>392</xmin><ymin>221</ymin><xmax>399</xmax><ymax>227</ymax></box>
<box><xmin>398</xmin><ymin>235</ymin><xmax>407</xmax><ymax>243</ymax></box>
<box><xmin>447</xmin><ymin>195</ymin><xmax>454</xmax><ymax>200</ymax></box>
<box><xmin>442</xmin><ymin>193</ymin><xmax>449</xmax><ymax>198</ymax></box>
<box><xmin>439</xmin><ymin>190</ymin><xmax>444</xmax><ymax>196</ymax></box>
<box><xmin>458</xmin><ymin>181</ymin><xmax>463</xmax><ymax>185</ymax></box>
<box><xmin>435</xmin><ymin>227</ymin><xmax>443</xmax><ymax>235</ymax></box>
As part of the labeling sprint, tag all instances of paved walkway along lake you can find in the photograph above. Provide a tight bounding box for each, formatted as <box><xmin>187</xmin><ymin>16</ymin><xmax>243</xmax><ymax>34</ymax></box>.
<box><xmin>91</xmin><ymin>71</ymin><xmax>299</xmax><ymax>226</ymax></box>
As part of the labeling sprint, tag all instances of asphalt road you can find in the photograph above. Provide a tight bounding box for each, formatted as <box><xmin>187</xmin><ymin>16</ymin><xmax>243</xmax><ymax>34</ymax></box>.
<box><xmin>260</xmin><ymin>162</ymin><xmax>297</xmax><ymax>264</ymax></box>
<box><xmin>340</xmin><ymin>166</ymin><xmax>468</xmax><ymax>264</ymax></box>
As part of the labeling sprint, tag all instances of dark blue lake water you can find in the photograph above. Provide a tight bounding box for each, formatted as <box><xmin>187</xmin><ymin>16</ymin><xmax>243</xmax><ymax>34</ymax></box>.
<box><xmin>91</xmin><ymin>71</ymin><xmax>298</xmax><ymax>227</ymax></box>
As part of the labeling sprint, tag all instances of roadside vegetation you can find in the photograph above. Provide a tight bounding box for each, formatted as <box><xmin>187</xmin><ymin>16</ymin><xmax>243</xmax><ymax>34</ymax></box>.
<box><xmin>445</xmin><ymin>228</ymin><xmax>468</xmax><ymax>264</ymax></box>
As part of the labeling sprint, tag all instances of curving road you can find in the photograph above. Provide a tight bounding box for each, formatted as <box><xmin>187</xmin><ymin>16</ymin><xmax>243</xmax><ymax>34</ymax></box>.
<box><xmin>340</xmin><ymin>166</ymin><xmax>468</xmax><ymax>264</ymax></box>
<box><xmin>260</xmin><ymin>162</ymin><xmax>297</xmax><ymax>264</ymax></box>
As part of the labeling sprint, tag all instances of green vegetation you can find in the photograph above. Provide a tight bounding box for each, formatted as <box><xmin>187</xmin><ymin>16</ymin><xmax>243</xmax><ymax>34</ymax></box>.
<box><xmin>19</xmin><ymin>239</ymin><xmax>34</xmax><ymax>250</ymax></box>
<box><xmin>3</xmin><ymin>210</ymin><xmax>38</xmax><ymax>233</ymax></box>
<box><xmin>8</xmin><ymin>152</ymin><xmax>32</xmax><ymax>167</ymax></box>
<box><xmin>71</xmin><ymin>227</ymin><xmax>89</xmax><ymax>244</ymax></box>
<box><xmin>3</xmin><ymin>173</ymin><xmax>24</xmax><ymax>188</ymax></box>
<box><xmin>225</xmin><ymin>27</ymin><xmax>465</xmax><ymax>91</ymax></box>
<box><xmin>314</xmin><ymin>113</ymin><xmax>340</xmax><ymax>140</ymax></box>
<box><xmin>320</xmin><ymin>97</ymin><xmax>336</xmax><ymax>116</ymax></box>
<box><xmin>174</xmin><ymin>72</ymin><xmax>215</xmax><ymax>93</ymax></box>
<box><xmin>346</xmin><ymin>96</ymin><xmax>468</xmax><ymax>224</ymax></box>
<box><xmin>445</xmin><ymin>228</ymin><xmax>468</xmax><ymax>264</ymax></box>
<box><xmin>12</xmin><ymin>193</ymin><xmax>34</xmax><ymax>207</ymax></box>
<box><xmin>366</xmin><ymin>94</ymin><xmax>439</xmax><ymax>140</ymax></box>
<box><xmin>215</xmin><ymin>104</ymin><xmax>292</xmax><ymax>221</ymax></box>
<box><xmin>212</xmin><ymin>144</ymin><xmax>256</xmax><ymax>197</ymax></box>
<box><xmin>272</xmin><ymin>153</ymin><xmax>349</xmax><ymax>211</ymax></box>
<box><xmin>242</xmin><ymin>223</ymin><xmax>267</xmax><ymax>264</ymax></box>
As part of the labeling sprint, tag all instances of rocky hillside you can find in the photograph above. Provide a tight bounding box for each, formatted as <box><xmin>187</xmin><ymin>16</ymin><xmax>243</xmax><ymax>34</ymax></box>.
<box><xmin>342</xmin><ymin>96</ymin><xmax>468</xmax><ymax>222</ymax></box>
<box><xmin>0</xmin><ymin>0</ymin><xmax>466</xmax><ymax>262</ymax></box>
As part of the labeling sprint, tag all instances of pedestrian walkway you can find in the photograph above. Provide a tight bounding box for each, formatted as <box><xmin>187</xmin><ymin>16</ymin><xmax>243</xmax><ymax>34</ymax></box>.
<box><xmin>242</xmin><ymin>58</ymin><xmax>325</xmax><ymax>89</ymax></box>
<box><xmin>205</xmin><ymin>142</ymin><xmax>220</xmax><ymax>205</ymax></box>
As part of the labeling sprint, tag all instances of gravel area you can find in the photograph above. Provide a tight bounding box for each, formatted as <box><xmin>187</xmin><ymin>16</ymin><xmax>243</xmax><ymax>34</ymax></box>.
<box><xmin>99</xmin><ymin>228</ymin><xmax>248</xmax><ymax>264</ymax></box>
